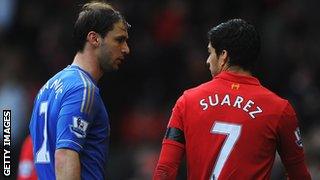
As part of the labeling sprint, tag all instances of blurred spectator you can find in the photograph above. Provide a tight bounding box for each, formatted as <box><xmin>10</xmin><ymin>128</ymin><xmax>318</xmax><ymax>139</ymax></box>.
<box><xmin>120</xmin><ymin>106</ymin><xmax>166</xmax><ymax>145</ymax></box>
<box><xmin>129</xmin><ymin>146</ymin><xmax>159</xmax><ymax>180</ymax></box>
<box><xmin>0</xmin><ymin>47</ymin><xmax>29</xmax><ymax>147</ymax></box>
<box><xmin>304</xmin><ymin>126</ymin><xmax>320</xmax><ymax>179</ymax></box>
<box><xmin>153</xmin><ymin>0</ymin><xmax>188</xmax><ymax>46</ymax></box>
<box><xmin>17</xmin><ymin>135</ymin><xmax>37</xmax><ymax>180</ymax></box>
<box><xmin>0</xmin><ymin>0</ymin><xmax>16</xmax><ymax>34</ymax></box>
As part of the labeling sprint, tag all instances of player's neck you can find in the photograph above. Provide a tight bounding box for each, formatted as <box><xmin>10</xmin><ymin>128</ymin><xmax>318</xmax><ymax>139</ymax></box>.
<box><xmin>72</xmin><ymin>52</ymin><xmax>103</xmax><ymax>82</ymax></box>
<box><xmin>224</xmin><ymin>66</ymin><xmax>252</xmax><ymax>76</ymax></box>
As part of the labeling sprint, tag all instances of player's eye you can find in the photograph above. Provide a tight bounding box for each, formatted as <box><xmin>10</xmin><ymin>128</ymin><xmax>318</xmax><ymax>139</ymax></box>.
<box><xmin>115</xmin><ymin>36</ymin><xmax>127</xmax><ymax>43</ymax></box>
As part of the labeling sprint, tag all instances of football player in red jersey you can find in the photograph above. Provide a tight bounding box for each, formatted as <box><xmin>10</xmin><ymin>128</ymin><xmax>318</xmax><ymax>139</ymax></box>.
<box><xmin>18</xmin><ymin>135</ymin><xmax>37</xmax><ymax>180</ymax></box>
<box><xmin>153</xmin><ymin>19</ymin><xmax>311</xmax><ymax>180</ymax></box>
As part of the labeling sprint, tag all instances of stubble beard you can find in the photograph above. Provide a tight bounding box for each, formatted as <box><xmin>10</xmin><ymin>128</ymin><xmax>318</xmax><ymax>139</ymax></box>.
<box><xmin>98</xmin><ymin>43</ymin><xmax>114</xmax><ymax>72</ymax></box>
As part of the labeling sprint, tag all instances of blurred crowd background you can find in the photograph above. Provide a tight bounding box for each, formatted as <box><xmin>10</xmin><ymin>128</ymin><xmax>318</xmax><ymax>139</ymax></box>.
<box><xmin>0</xmin><ymin>0</ymin><xmax>319</xmax><ymax>179</ymax></box>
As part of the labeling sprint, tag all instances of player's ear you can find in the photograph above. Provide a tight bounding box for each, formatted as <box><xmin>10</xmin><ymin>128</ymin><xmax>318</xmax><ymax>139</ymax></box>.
<box><xmin>87</xmin><ymin>31</ymin><xmax>100</xmax><ymax>47</ymax></box>
<box><xmin>219</xmin><ymin>50</ymin><xmax>229</xmax><ymax>67</ymax></box>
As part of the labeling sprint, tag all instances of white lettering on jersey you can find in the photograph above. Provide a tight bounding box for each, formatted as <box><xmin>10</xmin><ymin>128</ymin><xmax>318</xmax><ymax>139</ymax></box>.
<box><xmin>199</xmin><ymin>94</ymin><xmax>263</xmax><ymax>119</ymax></box>
<box><xmin>243</xmin><ymin>100</ymin><xmax>254</xmax><ymax>112</ymax></box>
<box><xmin>249</xmin><ymin>106</ymin><xmax>262</xmax><ymax>119</ymax></box>
<box><xmin>50</xmin><ymin>79</ymin><xmax>64</xmax><ymax>99</ymax></box>
<box><xmin>233</xmin><ymin>96</ymin><xmax>244</xmax><ymax>108</ymax></box>
<box><xmin>38</xmin><ymin>82</ymin><xmax>49</xmax><ymax>99</ymax></box>
<box><xmin>38</xmin><ymin>79</ymin><xmax>64</xmax><ymax>99</ymax></box>
<box><xmin>220</xmin><ymin>94</ymin><xmax>231</xmax><ymax>106</ymax></box>
<box><xmin>200</xmin><ymin>99</ymin><xmax>208</xmax><ymax>110</ymax></box>
<box><xmin>209</xmin><ymin>94</ymin><xmax>219</xmax><ymax>106</ymax></box>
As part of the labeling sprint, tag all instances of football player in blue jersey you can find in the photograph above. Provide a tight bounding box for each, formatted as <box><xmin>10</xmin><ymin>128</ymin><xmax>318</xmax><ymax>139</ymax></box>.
<box><xmin>29</xmin><ymin>2</ymin><xmax>130</xmax><ymax>179</ymax></box>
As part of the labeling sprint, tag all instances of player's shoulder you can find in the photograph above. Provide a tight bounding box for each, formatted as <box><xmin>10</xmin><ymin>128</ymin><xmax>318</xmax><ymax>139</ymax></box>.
<box><xmin>183</xmin><ymin>80</ymin><xmax>214</xmax><ymax>97</ymax></box>
<box><xmin>259</xmin><ymin>85</ymin><xmax>289</xmax><ymax>105</ymax></box>
<box><xmin>56</xmin><ymin>66</ymin><xmax>98</xmax><ymax>91</ymax></box>
<box><xmin>36</xmin><ymin>66</ymin><xmax>99</xmax><ymax>101</ymax></box>
<box><xmin>257</xmin><ymin>84</ymin><xmax>296</xmax><ymax>116</ymax></box>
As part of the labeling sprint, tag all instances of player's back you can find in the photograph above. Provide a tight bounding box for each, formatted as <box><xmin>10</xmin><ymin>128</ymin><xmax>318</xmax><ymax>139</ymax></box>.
<box><xmin>29</xmin><ymin>65</ymin><xmax>109</xmax><ymax>179</ymax></box>
<box><xmin>182</xmin><ymin>72</ymin><xmax>291</xmax><ymax>179</ymax></box>
<box><xmin>29</xmin><ymin>66</ymin><xmax>86</xmax><ymax>179</ymax></box>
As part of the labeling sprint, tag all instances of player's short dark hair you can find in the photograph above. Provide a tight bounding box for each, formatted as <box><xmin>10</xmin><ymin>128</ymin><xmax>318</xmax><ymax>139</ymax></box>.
<box><xmin>208</xmin><ymin>19</ymin><xmax>260</xmax><ymax>71</ymax></box>
<box><xmin>73</xmin><ymin>2</ymin><xmax>130</xmax><ymax>52</ymax></box>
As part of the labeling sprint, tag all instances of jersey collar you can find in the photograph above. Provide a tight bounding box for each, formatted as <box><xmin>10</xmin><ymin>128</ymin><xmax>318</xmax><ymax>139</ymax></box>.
<box><xmin>214</xmin><ymin>71</ymin><xmax>261</xmax><ymax>85</ymax></box>
<box><xmin>68</xmin><ymin>65</ymin><xmax>97</xmax><ymax>85</ymax></box>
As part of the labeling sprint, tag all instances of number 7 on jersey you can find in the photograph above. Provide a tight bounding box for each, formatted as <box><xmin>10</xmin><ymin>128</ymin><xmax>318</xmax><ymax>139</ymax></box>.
<box><xmin>35</xmin><ymin>101</ymin><xmax>51</xmax><ymax>163</ymax></box>
<box><xmin>210</xmin><ymin>122</ymin><xmax>242</xmax><ymax>180</ymax></box>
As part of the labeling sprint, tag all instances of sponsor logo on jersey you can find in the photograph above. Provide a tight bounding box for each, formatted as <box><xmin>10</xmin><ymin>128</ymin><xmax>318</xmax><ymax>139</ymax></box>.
<box><xmin>231</xmin><ymin>83</ymin><xmax>240</xmax><ymax>90</ymax></box>
<box><xmin>70</xmin><ymin>117</ymin><xmax>89</xmax><ymax>138</ymax></box>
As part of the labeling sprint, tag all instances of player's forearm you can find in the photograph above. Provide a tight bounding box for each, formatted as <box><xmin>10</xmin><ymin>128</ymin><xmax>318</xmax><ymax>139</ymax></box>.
<box><xmin>285</xmin><ymin>162</ymin><xmax>311</xmax><ymax>180</ymax></box>
<box><xmin>154</xmin><ymin>163</ymin><xmax>178</xmax><ymax>180</ymax></box>
<box><xmin>153</xmin><ymin>141</ymin><xmax>184</xmax><ymax>180</ymax></box>
<box><xmin>55</xmin><ymin>149</ymin><xmax>81</xmax><ymax>180</ymax></box>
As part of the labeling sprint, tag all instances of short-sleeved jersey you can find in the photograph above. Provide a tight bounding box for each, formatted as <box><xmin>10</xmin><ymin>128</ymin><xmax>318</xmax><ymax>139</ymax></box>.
<box><xmin>18</xmin><ymin>135</ymin><xmax>37</xmax><ymax>180</ymax></box>
<box><xmin>29</xmin><ymin>65</ymin><xmax>109</xmax><ymax>180</ymax></box>
<box><xmin>166</xmin><ymin>72</ymin><xmax>308</xmax><ymax>179</ymax></box>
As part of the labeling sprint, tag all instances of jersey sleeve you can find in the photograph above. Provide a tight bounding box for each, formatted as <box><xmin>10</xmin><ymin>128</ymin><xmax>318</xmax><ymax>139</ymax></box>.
<box><xmin>165</xmin><ymin>94</ymin><xmax>186</xmax><ymax>148</ymax></box>
<box><xmin>153</xmin><ymin>95</ymin><xmax>186</xmax><ymax>180</ymax></box>
<box><xmin>276</xmin><ymin>102</ymin><xmax>311</xmax><ymax>179</ymax></box>
<box><xmin>56</xmin><ymin>84</ymin><xmax>97</xmax><ymax>153</ymax></box>
<box><xmin>168</xmin><ymin>95</ymin><xmax>185</xmax><ymax>131</ymax></box>
<box><xmin>153</xmin><ymin>142</ymin><xmax>184</xmax><ymax>180</ymax></box>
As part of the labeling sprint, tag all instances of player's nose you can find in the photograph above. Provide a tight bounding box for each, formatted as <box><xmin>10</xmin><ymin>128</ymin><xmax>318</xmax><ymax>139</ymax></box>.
<box><xmin>206</xmin><ymin>57</ymin><xmax>210</xmax><ymax>65</ymax></box>
<box><xmin>122</xmin><ymin>42</ymin><xmax>130</xmax><ymax>55</ymax></box>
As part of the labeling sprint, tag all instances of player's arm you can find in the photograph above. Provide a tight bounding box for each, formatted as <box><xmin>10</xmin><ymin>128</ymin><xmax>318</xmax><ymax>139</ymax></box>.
<box><xmin>55</xmin><ymin>149</ymin><xmax>80</xmax><ymax>180</ymax></box>
<box><xmin>277</xmin><ymin>102</ymin><xmax>311</xmax><ymax>180</ymax></box>
<box><xmin>153</xmin><ymin>128</ymin><xmax>185</xmax><ymax>180</ymax></box>
<box><xmin>153</xmin><ymin>95</ymin><xmax>186</xmax><ymax>180</ymax></box>
<box><xmin>55</xmin><ymin>83</ymin><xmax>96</xmax><ymax>179</ymax></box>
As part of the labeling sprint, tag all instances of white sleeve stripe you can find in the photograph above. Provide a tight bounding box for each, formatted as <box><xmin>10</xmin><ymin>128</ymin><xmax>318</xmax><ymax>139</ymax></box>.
<box><xmin>58</xmin><ymin>139</ymin><xmax>83</xmax><ymax>149</ymax></box>
<box><xmin>78</xmin><ymin>70</ymin><xmax>96</xmax><ymax>114</ymax></box>
<box><xmin>87</xmin><ymin>78</ymin><xmax>95</xmax><ymax>114</ymax></box>
<box><xmin>78</xmin><ymin>71</ymin><xmax>87</xmax><ymax>113</ymax></box>
<box><xmin>81</xmin><ymin>71</ymin><xmax>96</xmax><ymax>88</ymax></box>
<box><xmin>88</xmin><ymin>86</ymin><xmax>95</xmax><ymax>114</ymax></box>
<box><xmin>84</xmin><ymin>76</ymin><xmax>92</xmax><ymax>113</ymax></box>
<box><xmin>82</xmin><ymin>72</ymin><xmax>95</xmax><ymax>114</ymax></box>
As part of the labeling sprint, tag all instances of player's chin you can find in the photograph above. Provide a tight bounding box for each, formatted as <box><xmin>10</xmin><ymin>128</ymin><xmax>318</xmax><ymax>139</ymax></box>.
<box><xmin>113</xmin><ymin>65</ymin><xmax>120</xmax><ymax>70</ymax></box>
<box><xmin>113</xmin><ymin>59</ymin><xmax>124</xmax><ymax>70</ymax></box>
<box><xmin>101</xmin><ymin>63</ymin><xmax>118</xmax><ymax>72</ymax></box>
<box><xmin>211</xmin><ymin>70</ymin><xmax>218</xmax><ymax>77</ymax></box>
<box><xmin>111</xmin><ymin>63</ymin><xmax>120</xmax><ymax>71</ymax></box>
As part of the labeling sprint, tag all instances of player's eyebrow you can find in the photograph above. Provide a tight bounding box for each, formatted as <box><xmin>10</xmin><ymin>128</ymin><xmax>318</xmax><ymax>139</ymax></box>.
<box><xmin>115</xmin><ymin>35</ymin><xmax>128</xmax><ymax>43</ymax></box>
<box><xmin>117</xmin><ymin>35</ymin><xmax>128</xmax><ymax>39</ymax></box>
<box><xmin>119</xmin><ymin>26</ymin><xmax>128</xmax><ymax>32</ymax></box>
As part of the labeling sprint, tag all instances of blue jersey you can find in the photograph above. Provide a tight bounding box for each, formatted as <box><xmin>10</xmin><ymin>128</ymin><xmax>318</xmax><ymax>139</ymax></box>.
<box><xmin>29</xmin><ymin>65</ymin><xmax>109</xmax><ymax>180</ymax></box>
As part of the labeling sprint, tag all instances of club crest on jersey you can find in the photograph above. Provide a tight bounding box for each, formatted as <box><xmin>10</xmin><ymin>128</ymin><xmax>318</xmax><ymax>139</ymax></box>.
<box><xmin>294</xmin><ymin>128</ymin><xmax>303</xmax><ymax>147</ymax></box>
<box><xmin>70</xmin><ymin>117</ymin><xmax>89</xmax><ymax>138</ymax></box>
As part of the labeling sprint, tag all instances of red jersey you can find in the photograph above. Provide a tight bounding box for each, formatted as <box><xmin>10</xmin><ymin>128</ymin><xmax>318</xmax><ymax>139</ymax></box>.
<box><xmin>18</xmin><ymin>135</ymin><xmax>38</xmax><ymax>180</ymax></box>
<box><xmin>154</xmin><ymin>71</ymin><xmax>310</xmax><ymax>180</ymax></box>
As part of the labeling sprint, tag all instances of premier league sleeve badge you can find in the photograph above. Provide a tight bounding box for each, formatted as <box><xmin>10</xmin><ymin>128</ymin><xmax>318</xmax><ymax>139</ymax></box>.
<box><xmin>70</xmin><ymin>116</ymin><xmax>89</xmax><ymax>138</ymax></box>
